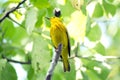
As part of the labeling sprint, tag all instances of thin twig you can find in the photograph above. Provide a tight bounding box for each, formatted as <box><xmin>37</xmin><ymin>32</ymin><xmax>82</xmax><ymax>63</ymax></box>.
<box><xmin>69</xmin><ymin>55</ymin><xmax>120</xmax><ymax>60</ymax></box>
<box><xmin>0</xmin><ymin>0</ymin><xmax>26</xmax><ymax>23</ymax></box>
<box><xmin>45</xmin><ymin>44</ymin><xmax>62</xmax><ymax>80</ymax></box>
<box><xmin>8</xmin><ymin>16</ymin><xmax>24</xmax><ymax>27</ymax></box>
<box><xmin>75</xmin><ymin>42</ymin><xmax>79</xmax><ymax>57</ymax></box>
<box><xmin>2</xmin><ymin>54</ymin><xmax>31</xmax><ymax>64</ymax></box>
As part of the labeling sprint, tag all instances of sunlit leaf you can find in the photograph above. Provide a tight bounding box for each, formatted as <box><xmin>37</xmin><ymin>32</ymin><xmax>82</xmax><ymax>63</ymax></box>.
<box><xmin>86</xmin><ymin>16</ymin><xmax>92</xmax><ymax>35</ymax></box>
<box><xmin>11</xmin><ymin>27</ymin><xmax>28</xmax><ymax>46</ymax></box>
<box><xmin>1</xmin><ymin>19</ymin><xmax>29</xmax><ymax>46</ymax></box>
<box><xmin>92</xmin><ymin>3</ymin><xmax>103</xmax><ymax>18</ymax></box>
<box><xmin>86</xmin><ymin>60</ymin><xmax>110</xmax><ymax>80</ymax></box>
<box><xmin>31</xmin><ymin>33</ymin><xmax>50</xmax><ymax>79</ymax></box>
<box><xmin>1</xmin><ymin>19</ymin><xmax>14</xmax><ymax>39</ymax></box>
<box><xmin>13</xmin><ymin>11</ymin><xmax>22</xmax><ymax>20</ymax></box>
<box><xmin>60</xmin><ymin>1</ymin><xmax>75</xmax><ymax>17</ymax></box>
<box><xmin>71</xmin><ymin>0</ymin><xmax>84</xmax><ymax>10</ymax></box>
<box><xmin>35</xmin><ymin>9</ymin><xmax>46</xmax><ymax>28</ymax></box>
<box><xmin>94</xmin><ymin>42</ymin><xmax>105</xmax><ymax>55</ymax></box>
<box><xmin>25</xmin><ymin>7</ymin><xmax>38</xmax><ymax>34</ymax></box>
<box><xmin>81</xmin><ymin>5</ymin><xmax>87</xmax><ymax>15</ymax></box>
<box><xmin>30</xmin><ymin>0</ymin><xmax>50</xmax><ymax>9</ymax></box>
<box><xmin>108</xmin><ymin>0</ymin><xmax>114</xmax><ymax>2</ymax></box>
<box><xmin>67</xmin><ymin>11</ymin><xmax>86</xmax><ymax>43</ymax></box>
<box><xmin>113</xmin><ymin>28</ymin><xmax>120</xmax><ymax>45</ymax></box>
<box><xmin>87</xmin><ymin>24</ymin><xmax>101</xmax><ymax>41</ymax></box>
<box><xmin>8</xmin><ymin>0</ymin><xmax>20</xmax><ymax>2</ymax></box>
<box><xmin>103</xmin><ymin>0</ymin><xmax>116</xmax><ymax>16</ymax></box>
<box><xmin>81</xmin><ymin>71</ymin><xmax>89</xmax><ymax>80</ymax></box>
<box><xmin>86</xmin><ymin>70</ymin><xmax>101</xmax><ymax>80</ymax></box>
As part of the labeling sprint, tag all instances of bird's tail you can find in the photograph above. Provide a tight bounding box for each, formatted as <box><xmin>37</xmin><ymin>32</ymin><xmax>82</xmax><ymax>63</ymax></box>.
<box><xmin>61</xmin><ymin>48</ymin><xmax>70</xmax><ymax>72</ymax></box>
<box><xmin>62</xmin><ymin>57</ymin><xmax>70</xmax><ymax>72</ymax></box>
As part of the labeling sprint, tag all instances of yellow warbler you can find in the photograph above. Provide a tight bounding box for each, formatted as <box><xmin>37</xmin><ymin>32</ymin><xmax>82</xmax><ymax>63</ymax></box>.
<box><xmin>48</xmin><ymin>17</ymin><xmax>70</xmax><ymax>72</ymax></box>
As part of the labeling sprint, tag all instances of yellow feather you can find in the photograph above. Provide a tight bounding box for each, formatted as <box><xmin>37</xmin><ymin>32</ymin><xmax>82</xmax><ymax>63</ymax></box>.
<box><xmin>49</xmin><ymin>17</ymin><xmax>70</xmax><ymax>72</ymax></box>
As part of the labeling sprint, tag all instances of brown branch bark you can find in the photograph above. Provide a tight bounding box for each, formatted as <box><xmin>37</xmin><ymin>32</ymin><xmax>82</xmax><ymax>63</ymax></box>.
<box><xmin>45</xmin><ymin>44</ymin><xmax>62</xmax><ymax>80</ymax></box>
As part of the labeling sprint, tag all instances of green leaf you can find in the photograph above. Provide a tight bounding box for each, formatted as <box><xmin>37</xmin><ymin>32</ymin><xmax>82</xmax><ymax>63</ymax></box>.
<box><xmin>25</xmin><ymin>7</ymin><xmax>38</xmax><ymax>34</ymax></box>
<box><xmin>35</xmin><ymin>9</ymin><xmax>46</xmax><ymax>28</ymax></box>
<box><xmin>92</xmin><ymin>3</ymin><xmax>103</xmax><ymax>18</ymax></box>
<box><xmin>0</xmin><ymin>59</ymin><xmax>7</xmax><ymax>72</ymax></box>
<box><xmin>86</xmin><ymin>16</ymin><xmax>92</xmax><ymax>35</ymax></box>
<box><xmin>52</xmin><ymin>60</ymin><xmax>76</xmax><ymax>80</ymax></box>
<box><xmin>103</xmin><ymin>0</ymin><xmax>116</xmax><ymax>16</ymax></box>
<box><xmin>27</xmin><ymin>65</ymin><xmax>35</xmax><ymax>80</ymax></box>
<box><xmin>86</xmin><ymin>70</ymin><xmax>101</xmax><ymax>80</ymax></box>
<box><xmin>1</xmin><ymin>19</ymin><xmax>14</xmax><ymax>39</ymax></box>
<box><xmin>11</xmin><ymin>27</ymin><xmax>28</xmax><ymax>46</ymax></box>
<box><xmin>0</xmin><ymin>59</ymin><xmax>7</xmax><ymax>80</ymax></box>
<box><xmin>81</xmin><ymin>71</ymin><xmax>89</xmax><ymax>80</ymax></box>
<box><xmin>0</xmin><ymin>27</ymin><xmax>3</xmax><ymax>42</ymax></box>
<box><xmin>8</xmin><ymin>0</ymin><xmax>21</xmax><ymax>3</ymax></box>
<box><xmin>113</xmin><ymin>28</ymin><xmax>120</xmax><ymax>45</ymax></box>
<box><xmin>31</xmin><ymin>33</ymin><xmax>50</xmax><ymax>79</ymax></box>
<box><xmin>86</xmin><ymin>60</ymin><xmax>110</xmax><ymax>80</ymax></box>
<box><xmin>8</xmin><ymin>0</ymin><xmax>20</xmax><ymax>1</ymax></box>
<box><xmin>94</xmin><ymin>42</ymin><xmax>105</xmax><ymax>55</ymax></box>
<box><xmin>1</xmin><ymin>44</ymin><xmax>25</xmax><ymax>57</ymax></box>
<box><xmin>81</xmin><ymin>5</ymin><xmax>87</xmax><ymax>15</ymax></box>
<box><xmin>108</xmin><ymin>0</ymin><xmax>114</xmax><ymax>2</ymax></box>
<box><xmin>30</xmin><ymin>0</ymin><xmax>50</xmax><ymax>9</ymax></box>
<box><xmin>87</xmin><ymin>24</ymin><xmax>101</xmax><ymax>41</ymax></box>
<box><xmin>1</xmin><ymin>63</ymin><xmax>17</xmax><ymax>80</ymax></box>
<box><xmin>1</xmin><ymin>19</ymin><xmax>28</xmax><ymax>46</ymax></box>
<box><xmin>60</xmin><ymin>1</ymin><xmax>75</xmax><ymax>17</ymax></box>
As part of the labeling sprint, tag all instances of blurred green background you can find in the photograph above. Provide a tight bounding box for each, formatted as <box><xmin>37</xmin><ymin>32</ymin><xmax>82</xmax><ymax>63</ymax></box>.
<box><xmin>0</xmin><ymin>0</ymin><xmax>120</xmax><ymax>80</ymax></box>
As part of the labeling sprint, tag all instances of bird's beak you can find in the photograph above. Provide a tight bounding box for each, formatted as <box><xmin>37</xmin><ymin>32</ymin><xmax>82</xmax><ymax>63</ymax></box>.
<box><xmin>45</xmin><ymin>17</ymin><xmax>50</xmax><ymax>20</ymax></box>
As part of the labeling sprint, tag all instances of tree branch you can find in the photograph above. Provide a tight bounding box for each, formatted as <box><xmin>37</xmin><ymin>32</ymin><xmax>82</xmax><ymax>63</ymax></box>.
<box><xmin>2</xmin><ymin>54</ymin><xmax>31</xmax><ymax>64</ymax></box>
<box><xmin>0</xmin><ymin>0</ymin><xmax>26</xmax><ymax>23</ymax></box>
<box><xmin>45</xmin><ymin>44</ymin><xmax>62</xmax><ymax>80</ymax></box>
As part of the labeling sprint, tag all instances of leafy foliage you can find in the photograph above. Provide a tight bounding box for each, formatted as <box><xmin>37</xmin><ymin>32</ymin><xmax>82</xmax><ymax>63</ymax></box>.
<box><xmin>0</xmin><ymin>0</ymin><xmax>120</xmax><ymax>80</ymax></box>
<box><xmin>0</xmin><ymin>62</ymin><xmax>17</xmax><ymax>80</ymax></box>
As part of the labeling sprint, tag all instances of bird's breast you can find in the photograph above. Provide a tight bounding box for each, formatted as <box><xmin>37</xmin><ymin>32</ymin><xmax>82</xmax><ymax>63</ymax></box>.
<box><xmin>50</xmin><ymin>25</ymin><xmax>67</xmax><ymax>48</ymax></box>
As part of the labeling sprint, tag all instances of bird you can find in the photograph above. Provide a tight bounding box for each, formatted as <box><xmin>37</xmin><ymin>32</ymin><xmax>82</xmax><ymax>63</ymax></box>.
<box><xmin>48</xmin><ymin>16</ymin><xmax>71</xmax><ymax>72</ymax></box>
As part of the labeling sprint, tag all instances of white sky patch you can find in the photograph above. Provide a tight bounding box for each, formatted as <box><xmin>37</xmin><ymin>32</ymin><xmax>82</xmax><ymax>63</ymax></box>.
<box><xmin>94</xmin><ymin>66</ymin><xmax>101</xmax><ymax>74</ymax></box>
<box><xmin>25</xmin><ymin>41</ymin><xmax>33</xmax><ymax>53</ymax></box>
<box><xmin>84</xmin><ymin>37</ymin><xmax>97</xmax><ymax>48</ymax></box>
<box><xmin>86</xmin><ymin>1</ymin><xmax>96</xmax><ymax>17</ymax></box>
<box><xmin>2</xmin><ymin>39</ymin><xmax>7</xmax><ymax>43</ymax></box>
<box><xmin>99</xmin><ymin>22</ymin><xmax>112</xmax><ymax>48</ymax></box>
<box><xmin>11</xmin><ymin>63</ymin><xmax>27</xmax><ymax>80</ymax></box>
<box><xmin>11</xmin><ymin>55</ymin><xmax>27</xmax><ymax>80</ymax></box>
<box><xmin>81</xmin><ymin>67</ymin><xmax>86</xmax><ymax>72</ymax></box>
<box><xmin>102</xmin><ymin>62</ymin><xmax>111</xmax><ymax>69</ymax></box>
<box><xmin>94</xmin><ymin>54</ymin><xmax>105</xmax><ymax>62</ymax></box>
<box><xmin>94</xmin><ymin>54</ymin><xmax>111</xmax><ymax>69</ymax></box>
<box><xmin>100</xmin><ymin>34</ymin><xmax>112</xmax><ymax>48</ymax></box>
